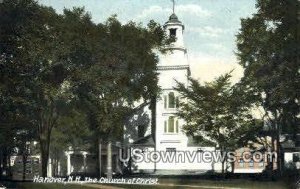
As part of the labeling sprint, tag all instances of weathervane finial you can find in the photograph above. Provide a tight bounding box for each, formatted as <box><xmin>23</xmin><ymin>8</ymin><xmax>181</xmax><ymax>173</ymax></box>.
<box><xmin>171</xmin><ymin>0</ymin><xmax>175</xmax><ymax>14</ymax></box>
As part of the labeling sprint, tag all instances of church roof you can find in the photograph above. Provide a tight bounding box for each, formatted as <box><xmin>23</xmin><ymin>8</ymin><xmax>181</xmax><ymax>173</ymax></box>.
<box><xmin>165</xmin><ymin>13</ymin><xmax>182</xmax><ymax>24</ymax></box>
<box><xmin>169</xmin><ymin>13</ymin><xmax>179</xmax><ymax>22</ymax></box>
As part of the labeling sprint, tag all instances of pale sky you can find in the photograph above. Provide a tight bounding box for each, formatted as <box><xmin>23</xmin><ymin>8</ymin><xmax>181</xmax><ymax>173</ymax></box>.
<box><xmin>38</xmin><ymin>0</ymin><xmax>257</xmax><ymax>83</ymax></box>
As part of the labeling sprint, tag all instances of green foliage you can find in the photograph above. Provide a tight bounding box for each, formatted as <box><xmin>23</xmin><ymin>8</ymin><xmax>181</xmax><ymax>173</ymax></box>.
<box><xmin>236</xmin><ymin>0</ymin><xmax>300</xmax><ymax>174</ymax></box>
<box><xmin>0</xmin><ymin>0</ymin><xmax>97</xmax><ymax>176</ymax></box>
<box><xmin>0</xmin><ymin>0</ymin><xmax>168</xmax><ymax>177</ymax></box>
<box><xmin>236</xmin><ymin>0</ymin><xmax>300</xmax><ymax>134</ymax></box>
<box><xmin>175</xmin><ymin>73</ymin><xmax>262</xmax><ymax>150</ymax></box>
<box><xmin>70</xmin><ymin>15</ymin><xmax>168</xmax><ymax>140</ymax></box>
<box><xmin>51</xmin><ymin>107</ymin><xmax>92</xmax><ymax>152</ymax></box>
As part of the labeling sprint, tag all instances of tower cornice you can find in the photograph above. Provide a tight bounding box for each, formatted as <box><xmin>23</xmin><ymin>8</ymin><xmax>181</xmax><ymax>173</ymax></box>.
<box><xmin>163</xmin><ymin>22</ymin><xmax>185</xmax><ymax>30</ymax></box>
<box><xmin>163</xmin><ymin>46</ymin><xmax>187</xmax><ymax>53</ymax></box>
<box><xmin>157</xmin><ymin>65</ymin><xmax>191</xmax><ymax>76</ymax></box>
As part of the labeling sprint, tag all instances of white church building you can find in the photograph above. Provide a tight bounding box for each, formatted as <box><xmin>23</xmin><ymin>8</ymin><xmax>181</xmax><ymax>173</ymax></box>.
<box><xmin>62</xmin><ymin>10</ymin><xmax>271</xmax><ymax>177</ymax></box>
<box><xmin>123</xmin><ymin>12</ymin><xmax>221</xmax><ymax>175</ymax></box>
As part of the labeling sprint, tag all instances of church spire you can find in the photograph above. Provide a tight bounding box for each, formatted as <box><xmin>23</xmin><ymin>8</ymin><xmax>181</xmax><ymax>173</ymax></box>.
<box><xmin>163</xmin><ymin>0</ymin><xmax>186</xmax><ymax>53</ymax></box>
<box><xmin>167</xmin><ymin>0</ymin><xmax>181</xmax><ymax>23</ymax></box>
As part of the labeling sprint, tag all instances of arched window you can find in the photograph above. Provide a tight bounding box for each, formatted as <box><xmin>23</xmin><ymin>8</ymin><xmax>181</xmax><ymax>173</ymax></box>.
<box><xmin>164</xmin><ymin>116</ymin><xmax>179</xmax><ymax>133</ymax></box>
<box><xmin>164</xmin><ymin>92</ymin><xmax>179</xmax><ymax>109</ymax></box>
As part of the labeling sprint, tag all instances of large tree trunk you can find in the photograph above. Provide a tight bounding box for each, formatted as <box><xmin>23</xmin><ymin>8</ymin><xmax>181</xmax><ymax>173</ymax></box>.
<box><xmin>40</xmin><ymin>138</ymin><xmax>50</xmax><ymax>177</ymax></box>
<box><xmin>7</xmin><ymin>154</ymin><xmax>11</xmax><ymax>178</ymax></box>
<box><xmin>276</xmin><ymin>130</ymin><xmax>282</xmax><ymax>175</ymax></box>
<box><xmin>220</xmin><ymin>149</ymin><xmax>226</xmax><ymax>178</ymax></box>
<box><xmin>150</xmin><ymin>96</ymin><xmax>157</xmax><ymax>173</ymax></box>
<box><xmin>150</xmin><ymin>95</ymin><xmax>156</xmax><ymax>143</ymax></box>
<box><xmin>22</xmin><ymin>153</ymin><xmax>27</xmax><ymax>181</ymax></box>
<box><xmin>274</xmin><ymin>111</ymin><xmax>282</xmax><ymax>175</ymax></box>
<box><xmin>106</xmin><ymin>140</ymin><xmax>112</xmax><ymax>179</ymax></box>
<box><xmin>38</xmin><ymin>103</ymin><xmax>57</xmax><ymax>177</ymax></box>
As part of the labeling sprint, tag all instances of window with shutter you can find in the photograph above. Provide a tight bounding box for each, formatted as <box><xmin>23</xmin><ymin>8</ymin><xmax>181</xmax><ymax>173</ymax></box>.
<box><xmin>164</xmin><ymin>121</ymin><xmax>167</xmax><ymax>133</ymax></box>
<box><xmin>164</xmin><ymin>95</ymin><xmax>167</xmax><ymax>109</ymax></box>
<box><xmin>168</xmin><ymin>116</ymin><xmax>175</xmax><ymax>133</ymax></box>
<box><xmin>168</xmin><ymin>92</ymin><xmax>175</xmax><ymax>108</ymax></box>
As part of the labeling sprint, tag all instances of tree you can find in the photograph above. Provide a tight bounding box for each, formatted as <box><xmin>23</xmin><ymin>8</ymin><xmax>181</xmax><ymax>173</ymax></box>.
<box><xmin>71</xmin><ymin>16</ymin><xmax>169</xmax><ymax>178</ymax></box>
<box><xmin>0</xmin><ymin>90</ymin><xmax>21</xmax><ymax>178</ymax></box>
<box><xmin>0</xmin><ymin>96</ymin><xmax>36</xmax><ymax>179</ymax></box>
<box><xmin>0</xmin><ymin>0</ymin><xmax>88</xmax><ymax>177</ymax></box>
<box><xmin>0</xmin><ymin>0</ymin><xmax>169</xmax><ymax>178</ymax></box>
<box><xmin>175</xmin><ymin>73</ymin><xmax>262</xmax><ymax>174</ymax></box>
<box><xmin>236</xmin><ymin>0</ymin><xmax>300</xmax><ymax>173</ymax></box>
<box><xmin>50</xmin><ymin>106</ymin><xmax>91</xmax><ymax>176</ymax></box>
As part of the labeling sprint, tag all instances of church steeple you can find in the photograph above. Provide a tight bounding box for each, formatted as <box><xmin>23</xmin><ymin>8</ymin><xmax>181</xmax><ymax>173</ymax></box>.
<box><xmin>163</xmin><ymin>0</ymin><xmax>186</xmax><ymax>52</ymax></box>
<box><xmin>158</xmin><ymin>0</ymin><xmax>189</xmax><ymax>68</ymax></box>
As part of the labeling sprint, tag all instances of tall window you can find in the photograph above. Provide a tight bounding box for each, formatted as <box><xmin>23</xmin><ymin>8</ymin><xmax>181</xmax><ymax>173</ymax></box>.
<box><xmin>164</xmin><ymin>92</ymin><xmax>179</xmax><ymax>109</ymax></box>
<box><xmin>168</xmin><ymin>116</ymin><xmax>175</xmax><ymax>132</ymax></box>
<box><xmin>164</xmin><ymin>116</ymin><xmax>179</xmax><ymax>133</ymax></box>
<box><xmin>168</xmin><ymin>92</ymin><xmax>175</xmax><ymax>108</ymax></box>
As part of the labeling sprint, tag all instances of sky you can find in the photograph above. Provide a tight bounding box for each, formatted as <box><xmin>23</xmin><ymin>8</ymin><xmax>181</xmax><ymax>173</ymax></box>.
<box><xmin>38</xmin><ymin>0</ymin><xmax>257</xmax><ymax>83</ymax></box>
